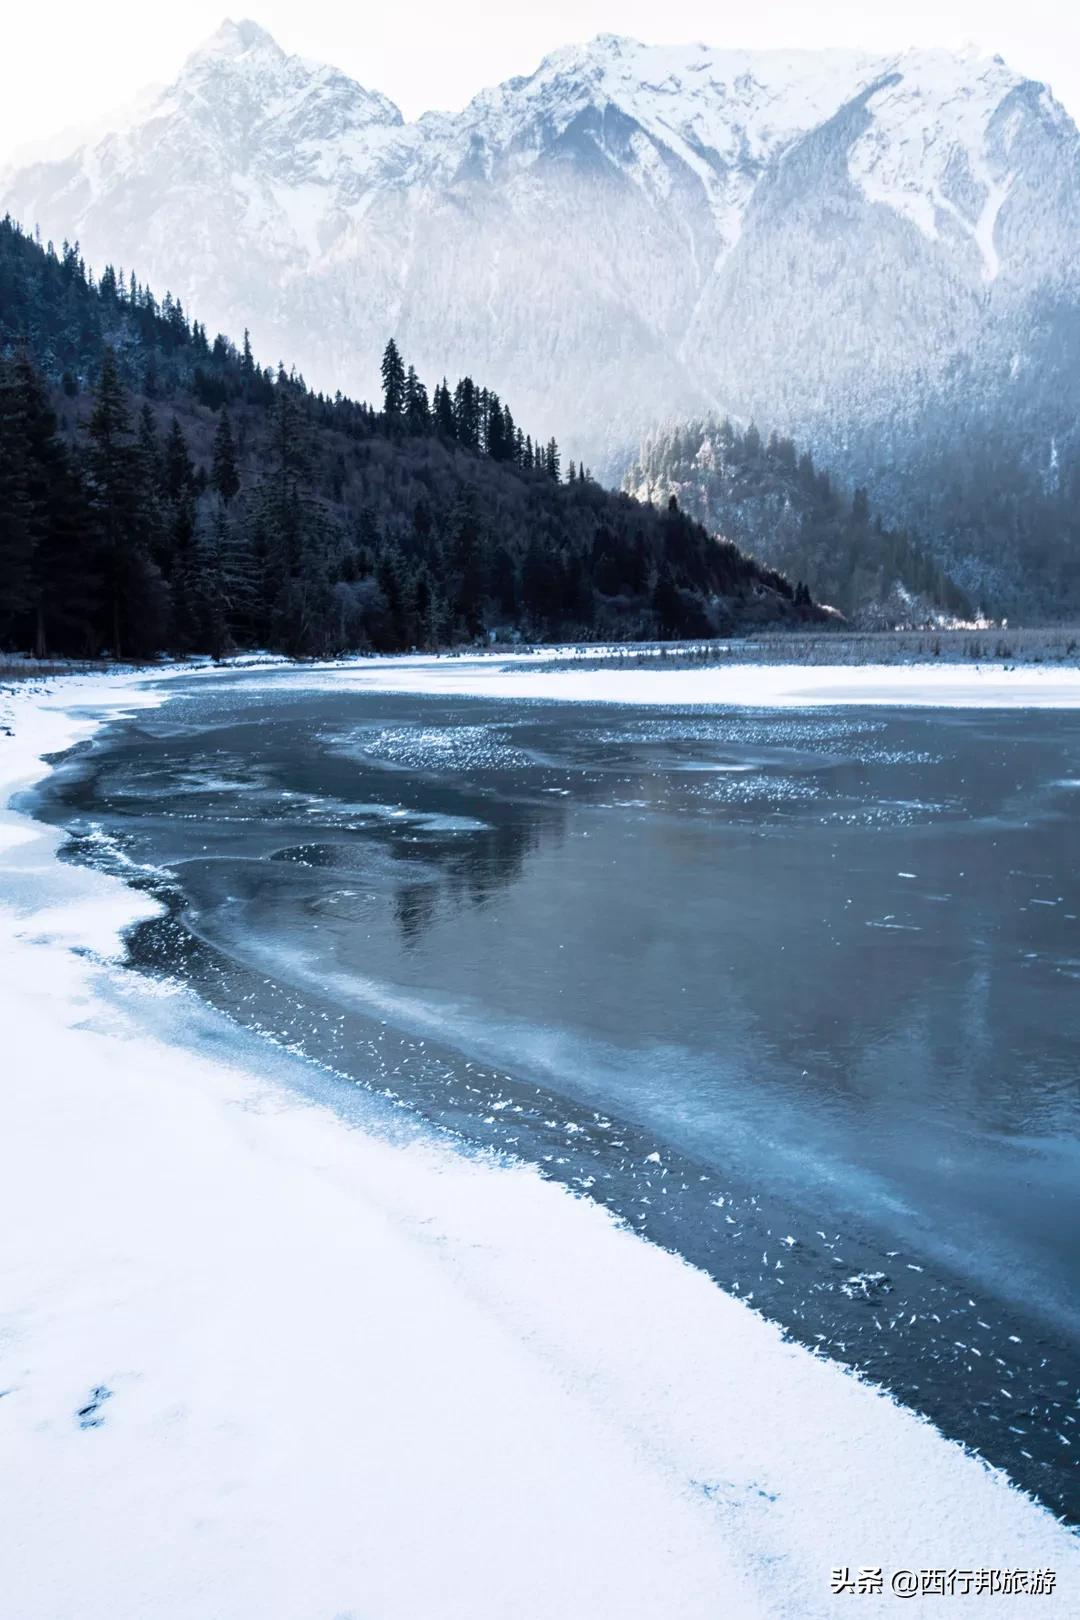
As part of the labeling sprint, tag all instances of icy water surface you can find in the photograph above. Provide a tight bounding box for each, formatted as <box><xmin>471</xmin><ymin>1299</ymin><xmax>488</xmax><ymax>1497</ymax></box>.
<box><xmin>30</xmin><ymin>671</ymin><xmax>1080</xmax><ymax>1515</ymax></box>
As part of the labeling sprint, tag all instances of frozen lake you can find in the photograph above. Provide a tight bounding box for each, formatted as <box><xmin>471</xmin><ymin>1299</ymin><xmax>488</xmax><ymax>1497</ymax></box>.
<box><xmin>29</xmin><ymin>669</ymin><xmax>1080</xmax><ymax>1515</ymax></box>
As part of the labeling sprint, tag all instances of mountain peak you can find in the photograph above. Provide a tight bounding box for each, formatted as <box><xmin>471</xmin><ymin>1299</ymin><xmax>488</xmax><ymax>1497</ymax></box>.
<box><xmin>169</xmin><ymin>18</ymin><xmax>403</xmax><ymax>139</ymax></box>
<box><xmin>585</xmin><ymin>33</ymin><xmax>640</xmax><ymax>56</ymax></box>
<box><xmin>4</xmin><ymin>22</ymin><xmax>1078</xmax><ymax>561</ymax></box>
<box><xmin>196</xmin><ymin>18</ymin><xmax>283</xmax><ymax>61</ymax></box>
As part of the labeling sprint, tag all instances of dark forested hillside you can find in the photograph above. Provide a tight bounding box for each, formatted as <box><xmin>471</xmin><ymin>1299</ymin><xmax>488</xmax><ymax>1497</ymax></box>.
<box><xmin>0</xmin><ymin>217</ymin><xmax>816</xmax><ymax>660</ymax></box>
<box><xmin>625</xmin><ymin>419</ymin><xmax>971</xmax><ymax>624</ymax></box>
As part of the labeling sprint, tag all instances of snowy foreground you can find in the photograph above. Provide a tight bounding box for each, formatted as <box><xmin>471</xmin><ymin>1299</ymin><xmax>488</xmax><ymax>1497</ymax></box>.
<box><xmin>1</xmin><ymin>661</ymin><xmax>1078</xmax><ymax>1620</ymax></box>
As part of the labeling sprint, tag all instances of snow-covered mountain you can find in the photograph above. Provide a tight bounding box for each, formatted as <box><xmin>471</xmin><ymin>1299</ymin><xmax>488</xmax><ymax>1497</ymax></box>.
<box><xmin>5</xmin><ymin>19</ymin><xmax>1080</xmax><ymax>604</ymax></box>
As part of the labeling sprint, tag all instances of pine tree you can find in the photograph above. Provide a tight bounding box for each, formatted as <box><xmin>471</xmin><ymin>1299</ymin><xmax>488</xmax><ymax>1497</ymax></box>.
<box><xmin>485</xmin><ymin>392</ymin><xmax>506</xmax><ymax>461</ymax></box>
<box><xmin>433</xmin><ymin>378</ymin><xmax>456</xmax><ymax>438</ymax></box>
<box><xmin>217</xmin><ymin>508</ymin><xmax>261</xmax><ymax>647</ymax></box>
<box><xmin>381</xmin><ymin>338</ymin><xmax>406</xmax><ymax>420</ymax></box>
<box><xmin>136</xmin><ymin>403</ymin><xmax>159</xmax><ymax>477</ymax></box>
<box><xmin>195</xmin><ymin>514</ymin><xmax>230</xmax><ymax>658</ymax></box>
<box><xmin>86</xmin><ymin>347</ymin><xmax>141</xmax><ymax>657</ymax></box>
<box><xmin>163</xmin><ymin>416</ymin><xmax>194</xmax><ymax>505</ymax></box>
<box><xmin>0</xmin><ymin>358</ymin><xmax>35</xmax><ymax>637</ymax></box>
<box><xmin>453</xmin><ymin>377</ymin><xmax>480</xmax><ymax>450</ymax></box>
<box><xmin>13</xmin><ymin>353</ymin><xmax>97</xmax><ymax>656</ymax></box>
<box><xmin>212</xmin><ymin>407</ymin><xmax>240</xmax><ymax>502</ymax></box>
<box><xmin>250</xmin><ymin>384</ymin><xmax>337</xmax><ymax>652</ymax></box>
<box><xmin>133</xmin><ymin>403</ymin><xmax>167</xmax><ymax>573</ymax></box>
<box><xmin>376</xmin><ymin>548</ymin><xmax>409</xmax><ymax>646</ymax></box>
<box><xmin>168</xmin><ymin>494</ymin><xmax>201</xmax><ymax>650</ymax></box>
<box><xmin>404</xmin><ymin>366</ymin><xmax>430</xmax><ymax>434</ymax></box>
<box><xmin>449</xmin><ymin>486</ymin><xmax>486</xmax><ymax>635</ymax></box>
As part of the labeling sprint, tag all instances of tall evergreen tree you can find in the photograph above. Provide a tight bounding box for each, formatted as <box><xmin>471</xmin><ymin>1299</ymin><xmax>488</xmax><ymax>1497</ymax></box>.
<box><xmin>86</xmin><ymin>347</ymin><xmax>142</xmax><ymax>657</ymax></box>
<box><xmin>0</xmin><ymin>358</ymin><xmax>35</xmax><ymax>636</ymax></box>
<box><xmin>217</xmin><ymin>508</ymin><xmax>261</xmax><ymax>647</ymax></box>
<box><xmin>433</xmin><ymin>378</ymin><xmax>456</xmax><ymax>438</ymax></box>
<box><xmin>381</xmin><ymin>338</ymin><xmax>406</xmax><ymax>421</ymax></box>
<box><xmin>168</xmin><ymin>492</ymin><xmax>201</xmax><ymax>650</ymax></box>
<box><xmin>163</xmin><ymin>416</ymin><xmax>194</xmax><ymax>505</ymax></box>
<box><xmin>212</xmin><ymin>406</ymin><xmax>240</xmax><ymax>502</ymax></box>
<box><xmin>13</xmin><ymin>352</ymin><xmax>96</xmax><ymax>656</ymax></box>
<box><xmin>453</xmin><ymin>377</ymin><xmax>480</xmax><ymax>451</ymax></box>
<box><xmin>404</xmin><ymin>366</ymin><xmax>430</xmax><ymax>434</ymax></box>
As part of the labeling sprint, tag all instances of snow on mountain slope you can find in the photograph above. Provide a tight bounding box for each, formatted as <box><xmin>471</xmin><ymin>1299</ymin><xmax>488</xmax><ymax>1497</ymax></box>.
<box><xmin>424</xmin><ymin>38</ymin><xmax>885</xmax><ymax>252</ymax></box>
<box><xmin>6</xmin><ymin>25</ymin><xmax>1062</xmax><ymax>363</ymax></box>
<box><xmin>1</xmin><ymin>21</ymin><xmax>407</xmax><ymax>309</ymax></box>
<box><xmin>4</xmin><ymin>20</ymin><xmax>1080</xmax><ymax>601</ymax></box>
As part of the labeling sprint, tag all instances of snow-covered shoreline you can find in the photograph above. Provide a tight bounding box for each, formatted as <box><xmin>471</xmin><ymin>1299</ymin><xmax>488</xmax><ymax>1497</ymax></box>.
<box><xmin>1</xmin><ymin>664</ymin><xmax>1077</xmax><ymax>1619</ymax></box>
<box><xmin>252</xmin><ymin>651</ymin><xmax>1080</xmax><ymax>709</ymax></box>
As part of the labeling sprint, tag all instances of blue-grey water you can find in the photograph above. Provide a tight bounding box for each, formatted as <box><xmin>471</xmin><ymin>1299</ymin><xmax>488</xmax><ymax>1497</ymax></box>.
<box><xmin>28</xmin><ymin>670</ymin><xmax>1080</xmax><ymax>1515</ymax></box>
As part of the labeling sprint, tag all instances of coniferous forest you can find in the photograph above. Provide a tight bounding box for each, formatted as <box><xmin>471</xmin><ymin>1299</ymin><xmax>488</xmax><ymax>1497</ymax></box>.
<box><xmin>0</xmin><ymin>217</ymin><xmax>819</xmax><ymax>660</ymax></box>
<box><xmin>625</xmin><ymin>419</ymin><xmax>971</xmax><ymax>623</ymax></box>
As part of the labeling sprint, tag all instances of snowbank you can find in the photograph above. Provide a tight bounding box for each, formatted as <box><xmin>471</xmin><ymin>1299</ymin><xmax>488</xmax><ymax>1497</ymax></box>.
<box><xmin>258</xmin><ymin>652</ymin><xmax>1080</xmax><ymax>709</ymax></box>
<box><xmin>1</xmin><ymin>667</ymin><xmax>1077</xmax><ymax>1620</ymax></box>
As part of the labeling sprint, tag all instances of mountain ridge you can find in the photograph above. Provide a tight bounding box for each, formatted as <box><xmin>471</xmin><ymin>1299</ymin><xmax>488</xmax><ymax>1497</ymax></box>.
<box><xmin>6</xmin><ymin>25</ymin><xmax>1060</xmax><ymax>364</ymax></box>
<box><xmin>4</xmin><ymin>21</ymin><xmax>1080</xmax><ymax>610</ymax></box>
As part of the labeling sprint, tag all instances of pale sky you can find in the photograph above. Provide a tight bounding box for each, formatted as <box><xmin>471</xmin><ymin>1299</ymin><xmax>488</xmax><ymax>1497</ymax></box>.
<box><xmin>4</xmin><ymin>0</ymin><xmax>1080</xmax><ymax>164</ymax></box>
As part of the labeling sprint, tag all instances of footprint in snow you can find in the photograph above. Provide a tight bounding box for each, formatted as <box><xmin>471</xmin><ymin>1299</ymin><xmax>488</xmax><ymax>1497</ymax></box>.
<box><xmin>77</xmin><ymin>1386</ymin><xmax>113</xmax><ymax>1429</ymax></box>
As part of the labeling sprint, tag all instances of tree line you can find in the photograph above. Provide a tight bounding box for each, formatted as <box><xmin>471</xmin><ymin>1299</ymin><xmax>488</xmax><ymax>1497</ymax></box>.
<box><xmin>0</xmin><ymin>215</ymin><xmax>817</xmax><ymax>658</ymax></box>
<box><xmin>378</xmin><ymin>337</ymin><xmax>574</xmax><ymax>482</ymax></box>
